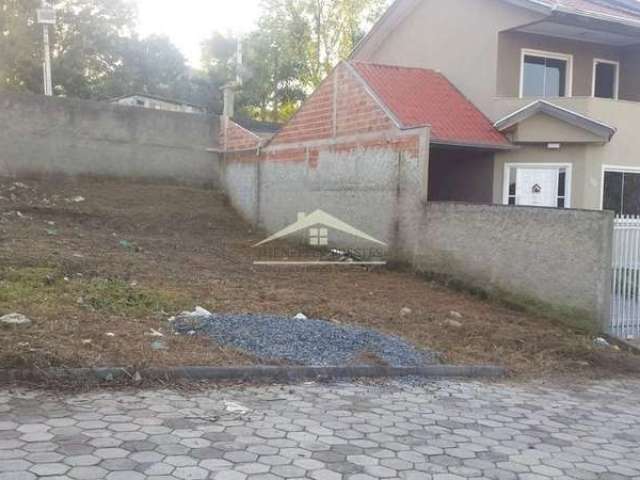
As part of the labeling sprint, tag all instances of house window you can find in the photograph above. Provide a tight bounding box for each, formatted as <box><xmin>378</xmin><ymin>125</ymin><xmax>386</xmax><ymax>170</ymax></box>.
<box><xmin>603</xmin><ymin>169</ymin><xmax>640</xmax><ymax>215</ymax></box>
<box><xmin>593</xmin><ymin>59</ymin><xmax>619</xmax><ymax>100</ymax></box>
<box><xmin>309</xmin><ymin>228</ymin><xmax>328</xmax><ymax>246</ymax></box>
<box><xmin>521</xmin><ymin>50</ymin><xmax>572</xmax><ymax>98</ymax></box>
<box><xmin>505</xmin><ymin>164</ymin><xmax>571</xmax><ymax>208</ymax></box>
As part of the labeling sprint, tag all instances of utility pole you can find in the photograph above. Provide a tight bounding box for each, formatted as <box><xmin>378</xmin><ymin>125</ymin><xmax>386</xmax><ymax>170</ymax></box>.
<box><xmin>36</xmin><ymin>2</ymin><xmax>56</xmax><ymax>96</ymax></box>
<box><xmin>236</xmin><ymin>37</ymin><xmax>243</xmax><ymax>86</ymax></box>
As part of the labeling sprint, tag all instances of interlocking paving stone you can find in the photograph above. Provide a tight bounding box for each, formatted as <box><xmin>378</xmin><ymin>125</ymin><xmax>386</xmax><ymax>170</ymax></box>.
<box><xmin>0</xmin><ymin>379</ymin><xmax>638</xmax><ymax>479</ymax></box>
<box><xmin>29</xmin><ymin>462</ymin><xmax>70</xmax><ymax>475</ymax></box>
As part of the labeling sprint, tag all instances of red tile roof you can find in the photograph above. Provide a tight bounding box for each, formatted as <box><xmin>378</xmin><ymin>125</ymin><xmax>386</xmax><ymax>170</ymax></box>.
<box><xmin>548</xmin><ymin>0</ymin><xmax>640</xmax><ymax>22</ymax></box>
<box><xmin>350</xmin><ymin>62</ymin><xmax>510</xmax><ymax>148</ymax></box>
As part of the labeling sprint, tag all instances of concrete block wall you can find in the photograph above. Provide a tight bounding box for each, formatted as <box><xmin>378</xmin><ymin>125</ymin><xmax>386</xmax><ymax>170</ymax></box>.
<box><xmin>0</xmin><ymin>92</ymin><xmax>222</xmax><ymax>186</ymax></box>
<box><xmin>223</xmin><ymin>137</ymin><xmax>424</xmax><ymax>247</ymax></box>
<box><xmin>257</xmin><ymin>147</ymin><xmax>410</xmax><ymax>247</ymax></box>
<box><xmin>405</xmin><ymin>203</ymin><xmax>614</xmax><ymax>326</ymax></box>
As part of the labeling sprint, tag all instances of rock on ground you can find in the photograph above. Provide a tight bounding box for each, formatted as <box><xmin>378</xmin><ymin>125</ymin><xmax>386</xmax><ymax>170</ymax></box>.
<box><xmin>0</xmin><ymin>313</ymin><xmax>32</xmax><ymax>328</ymax></box>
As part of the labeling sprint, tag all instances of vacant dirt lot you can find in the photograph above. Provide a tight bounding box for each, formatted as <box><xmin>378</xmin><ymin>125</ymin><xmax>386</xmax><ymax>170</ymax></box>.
<box><xmin>0</xmin><ymin>176</ymin><xmax>638</xmax><ymax>379</ymax></box>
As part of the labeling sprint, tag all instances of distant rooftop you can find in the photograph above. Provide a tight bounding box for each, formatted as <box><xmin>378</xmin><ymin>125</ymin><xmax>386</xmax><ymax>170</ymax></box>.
<box><xmin>232</xmin><ymin>117</ymin><xmax>283</xmax><ymax>139</ymax></box>
<box><xmin>110</xmin><ymin>93</ymin><xmax>206</xmax><ymax>110</ymax></box>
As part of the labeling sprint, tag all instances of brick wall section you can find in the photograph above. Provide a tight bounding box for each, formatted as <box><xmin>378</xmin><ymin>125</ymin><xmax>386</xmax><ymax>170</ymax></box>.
<box><xmin>335</xmin><ymin>65</ymin><xmax>395</xmax><ymax>136</ymax></box>
<box><xmin>223</xmin><ymin>120</ymin><xmax>262</xmax><ymax>152</ymax></box>
<box><xmin>269</xmin><ymin>74</ymin><xmax>335</xmax><ymax>146</ymax></box>
<box><xmin>269</xmin><ymin>63</ymin><xmax>396</xmax><ymax>148</ymax></box>
<box><xmin>222</xmin><ymin>62</ymin><xmax>408</xmax><ymax>167</ymax></box>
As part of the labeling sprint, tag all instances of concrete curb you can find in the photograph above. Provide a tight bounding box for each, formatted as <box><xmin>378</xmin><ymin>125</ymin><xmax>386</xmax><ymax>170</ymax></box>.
<box><xmin>0</xmin><ymin>364</ymin><xmax>506</xmax><ymax>384</ymax></box>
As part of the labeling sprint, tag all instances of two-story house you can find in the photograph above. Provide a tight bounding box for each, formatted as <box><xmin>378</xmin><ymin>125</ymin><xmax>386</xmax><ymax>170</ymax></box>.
<box><xmin>348</xmin><ymin>0</ymin><xmax>640</xmax><ymax>214</ymax></box>
<box><xmin>221</xmin><ymin>0</ymin><xmax>640</xmax><ymax>219</ymax></box>
<box><xmin>217</xmin><ymin>0</ymin><xmax>629</xmax><ymax>334</ymax></box>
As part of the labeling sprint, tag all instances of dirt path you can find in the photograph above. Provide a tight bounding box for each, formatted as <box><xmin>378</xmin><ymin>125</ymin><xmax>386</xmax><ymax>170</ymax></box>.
<box><xmin>1</xmin><ymin>177</ymin><xmax>638</xmax><ymax>378</ymax></box>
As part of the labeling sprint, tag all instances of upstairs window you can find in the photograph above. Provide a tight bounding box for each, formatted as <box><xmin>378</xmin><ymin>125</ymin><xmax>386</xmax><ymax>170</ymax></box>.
<box><xmin>593</xmin><ymin>59</ymin><xmax>619</xmax><ymax>100</ymax></box>
<box><xmin>521</xmin><ymin>50</ymin><xmax>572</xmax><ymax>98</ymax></box>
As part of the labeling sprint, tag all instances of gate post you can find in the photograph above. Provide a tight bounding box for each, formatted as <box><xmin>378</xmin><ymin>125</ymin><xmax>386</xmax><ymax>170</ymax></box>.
<box><xmin>598</xmin><ymin>212</ymin><xmax>615</xmax><ymax>333</ymax></box>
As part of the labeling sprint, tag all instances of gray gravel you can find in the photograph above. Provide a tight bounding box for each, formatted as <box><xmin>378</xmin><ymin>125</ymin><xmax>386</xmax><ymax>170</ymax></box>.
<box><xmin>173</xmin><ymin>313</ymin><xmax>438</xmax><ymax>367</ymax></box>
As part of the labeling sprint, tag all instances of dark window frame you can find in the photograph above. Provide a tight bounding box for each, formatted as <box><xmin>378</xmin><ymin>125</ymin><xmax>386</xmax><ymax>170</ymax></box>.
<box><xmin>603</xmin><ymin>169</ymin><xmax>640</xmax><ymax>216</ymax></box>
<box><xmin>593</xmin><ymin>59</ymin><xmax>619</xmax><ymax>100</ymax></box>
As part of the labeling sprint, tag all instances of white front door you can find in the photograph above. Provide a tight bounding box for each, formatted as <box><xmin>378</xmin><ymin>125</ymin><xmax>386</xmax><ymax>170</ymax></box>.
<box><xmin>516</xmin><ymin>168</ymin><xmax>559</xmax><ymax>207</ymax></box>
<box><xmin>505</xmin><ymin>164</ymin><xmax>571</xmax><ymax>209</ymax></box>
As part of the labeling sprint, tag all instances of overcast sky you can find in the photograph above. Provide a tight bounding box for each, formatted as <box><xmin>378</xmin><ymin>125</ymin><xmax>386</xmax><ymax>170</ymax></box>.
<box><xmin>136</xmin><ymin>0</ymin><xmax>261</xmax><ymax>67</ymax></box>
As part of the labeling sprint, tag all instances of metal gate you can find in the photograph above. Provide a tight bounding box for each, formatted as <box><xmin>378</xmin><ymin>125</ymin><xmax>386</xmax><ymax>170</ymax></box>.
<box><xmin>611</xmin><ymin>215</ymin><xmax>640</xmax><ymax>338</ymax></box>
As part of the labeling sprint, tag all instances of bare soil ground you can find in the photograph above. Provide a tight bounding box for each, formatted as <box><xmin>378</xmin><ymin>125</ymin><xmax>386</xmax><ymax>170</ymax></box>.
<box><xmin>1</xmin><ymin>176</ymin><xmax>639</xmax><ymax>379</ymax></box>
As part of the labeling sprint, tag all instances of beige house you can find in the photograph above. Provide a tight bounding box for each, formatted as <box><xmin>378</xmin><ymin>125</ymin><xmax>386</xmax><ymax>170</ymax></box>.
<box><xmin>352</xmin><ymin>0</ymin><xmax>640</xmax><ymax>214</ymax></box>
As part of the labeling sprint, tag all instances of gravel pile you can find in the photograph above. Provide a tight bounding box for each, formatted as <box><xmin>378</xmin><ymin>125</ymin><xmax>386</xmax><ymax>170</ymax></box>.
<box><xmin>172</xmin><ymin>312</ymin><xmax>438</xmax><ymax>367</ymax></box>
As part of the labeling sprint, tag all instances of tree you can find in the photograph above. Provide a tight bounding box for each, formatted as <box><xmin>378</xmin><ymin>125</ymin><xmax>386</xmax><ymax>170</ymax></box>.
<box><xmin>258</xmin><ymin>0</ymin><xmax>388</xmax><ymax>88</ymax></box>
<box><xmin>0</xmin><ymin>0</ymin><xmax>216</xmax><ymax>107</ymax></box>
<box><xmin>100</xmin><ymin>35</ymin><xmax>190</xmax><ymax>99</ymax></box>
<box><xmin>1</xmin><ymin>0</ymin><xmax>388</xmax><ymax>119</ymax></box>
<box><xmin>51</xmin><ymin>0</ymin><xmax>137</xmax><ymax>98</ymax></box>
<box><xmin>0</xmin><ymin>0</ymin><xmax>137</xmax><ymax>97</ymax></box>
<box><xmin>0</xmin><ymin>0</ymin><xmax>43</xmax><ymax>93</ymax></box>
<box><xmin>201</xmin><ymin>0</ymin><xmax>388</xmax><ymax>122</ymax></box>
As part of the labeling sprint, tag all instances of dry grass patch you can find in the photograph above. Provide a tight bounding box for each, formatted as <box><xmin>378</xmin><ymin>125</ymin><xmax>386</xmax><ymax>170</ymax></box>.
<box><xmin>0</xmin><ymin>264</ymin><xmax>251</xmax><ymax>369</ymax></box>
<box><xmin>0</xmin><ymin>176</ymin><xmax>639</xmax><ymax>380</ymax></box>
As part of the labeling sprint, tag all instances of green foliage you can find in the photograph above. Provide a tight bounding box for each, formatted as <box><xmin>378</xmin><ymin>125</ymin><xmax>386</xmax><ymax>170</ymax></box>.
<box><xmin>101</xmin><ymin>35</ymin><xmax>186</xmax><ymax>98</ymax></box>
<box><xmin>202</xmin><ymin>0</ymin><xmax>389</xmax><ymax>121</ymax></box>
<box><xmin>0</xmin><ymin>0</ymin><xmax>42</xmax><ymax>92</ymax></box>
<box><xmin>51</xmin><ymin>0</ymin><xmax>137</xmax><ymax>98</ymax></box>
<box><xmin>1</xmin><ymin>0</ymin><xmax>388</xmax><ymax>119</ymax></box>
<box><xmin>0</xmin><ymin>267</ymin><xmax>58</xmax><ymax>305</ymax></box>
<box><xmin>0</xmin><ymin>0</ymin><xmax>138</xmax><ymax>97</ymax></box>
<box><xmin>0</xmin><ymin>0</ymin><xmax>217</xmax><ymax>109</ymax></box>
<box><xmin>0</xmin><ymin>266</ymin><xmax>185</xmax><ymax>318</ymax></box>
<box><xmin>80</xmin><ymin>278</ymin><xmax>182</xmax><ymax>316</ymax></box>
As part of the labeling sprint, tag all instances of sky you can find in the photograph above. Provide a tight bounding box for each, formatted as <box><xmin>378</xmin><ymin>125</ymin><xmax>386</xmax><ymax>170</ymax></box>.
<box><xmin>135</xmin><ymin>0</ymin><xmax>262</xmax><ymax>67</ymax></box>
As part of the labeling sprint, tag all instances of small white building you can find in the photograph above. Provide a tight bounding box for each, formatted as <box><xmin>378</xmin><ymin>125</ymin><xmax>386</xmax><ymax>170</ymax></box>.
<box><xmin>110</xmin><ymin>94</ymin><xmax>206</xmax><ymax>114</ymax></box>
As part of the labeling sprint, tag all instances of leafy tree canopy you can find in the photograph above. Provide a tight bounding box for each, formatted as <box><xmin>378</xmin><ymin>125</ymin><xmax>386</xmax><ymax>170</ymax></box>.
<box><xmin>202</xmin><ymin>0</ymin><xmax>387</xmax><ymax>121</ymax></box>
<box><xmin>1</xmin><ymin>0</ymin><xmax>388</xmax><ymax>118</ymax></box>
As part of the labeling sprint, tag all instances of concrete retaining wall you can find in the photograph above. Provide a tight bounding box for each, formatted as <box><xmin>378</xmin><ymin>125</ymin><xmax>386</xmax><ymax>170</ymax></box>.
<box><xmin>258</xmin><ymin>148</ymin><xmax>409</xmax><ymax>246</ymax></box>
<box><xmin>407</xmin><ymin>203</ymin><xmax>614</xmax><ymax>326</ymax></box>
<box><xmin>0</xmin><ymin>92</ymin><xmax>221</xmax><ymax>185</ymax></box>
<box><xmin>223</xmin><ymin>142</ymin><xmax>425</xmax><ymax>250</ymax></box>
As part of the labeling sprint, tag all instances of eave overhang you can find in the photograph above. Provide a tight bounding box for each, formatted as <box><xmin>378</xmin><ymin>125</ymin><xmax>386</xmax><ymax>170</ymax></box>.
<box><xmin>494</xmin><ymin>100</ymin><xmax>617</xmax><ymax>142</ymax></box>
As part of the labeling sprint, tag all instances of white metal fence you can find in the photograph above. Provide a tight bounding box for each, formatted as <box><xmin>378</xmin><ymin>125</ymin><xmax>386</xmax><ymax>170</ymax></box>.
<box><xmin>611</xmin><ymin>215</ymin><xmax>640</xmax><ymax>338</ymax></box>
